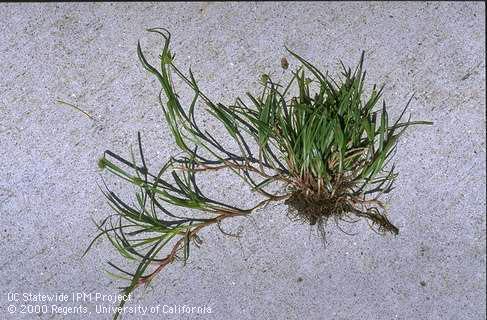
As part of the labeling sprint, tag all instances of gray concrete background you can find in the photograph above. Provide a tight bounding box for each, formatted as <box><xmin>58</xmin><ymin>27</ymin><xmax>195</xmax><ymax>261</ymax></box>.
<box><xmin>0</xmin><ymin>2</ymin><xmax>485</xmax><ymax>320</ymax></box>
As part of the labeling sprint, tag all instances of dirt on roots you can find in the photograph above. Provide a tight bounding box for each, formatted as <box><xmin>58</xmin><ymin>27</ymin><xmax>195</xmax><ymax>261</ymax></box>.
<box><xmin>284</xmin><ymin>189</ymin><xmax>399</xmax><ymax>237</ymax></box>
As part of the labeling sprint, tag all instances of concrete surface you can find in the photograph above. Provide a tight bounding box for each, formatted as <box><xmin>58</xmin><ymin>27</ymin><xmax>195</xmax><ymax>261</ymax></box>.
<box><xmin>0</xmin><ymin>2</ymin><xmax>485</xmax><ymax>320</ymax></box>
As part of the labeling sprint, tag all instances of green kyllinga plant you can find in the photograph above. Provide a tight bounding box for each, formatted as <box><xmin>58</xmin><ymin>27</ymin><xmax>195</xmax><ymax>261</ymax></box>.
<box><xmin>87</xmin><ymin>28</ymin><xmax>432</xmax><ymax>319</ymax></box>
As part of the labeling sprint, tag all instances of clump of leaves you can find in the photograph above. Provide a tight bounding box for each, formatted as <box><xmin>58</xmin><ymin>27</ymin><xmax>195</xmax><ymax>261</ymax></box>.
<box><xmin>86</xmin><ymin>28</ymin><xmax>432</xmax><ymax>319</ymax></box>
